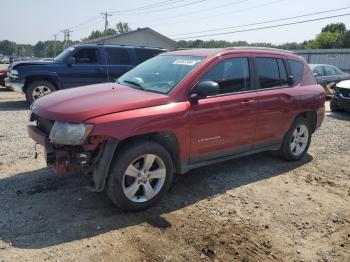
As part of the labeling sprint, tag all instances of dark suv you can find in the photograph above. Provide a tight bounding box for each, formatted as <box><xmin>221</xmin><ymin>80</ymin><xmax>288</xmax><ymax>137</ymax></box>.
<box><xmin>28</xmin><ymin>47</ymin><xmax>325</xmax><ymax>211</ymax></box>
<box><xmin>5</xmin><ymin>44</ymin><xmax>165</xmax><ymax>103</ymax></box>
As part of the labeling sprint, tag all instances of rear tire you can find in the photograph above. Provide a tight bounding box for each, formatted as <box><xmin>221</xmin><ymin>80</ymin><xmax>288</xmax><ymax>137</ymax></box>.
<box><xmin>279</xmin><ymin>117</ymin><xmax>312</xmax><ymax>161</ymax></box>
<box><xmin>25</xmin><ymin>80</ymin><xmax>56</xmax><ymax>104</ymax></box>
<box><xmin>106</xmin><ymin>141</ymin><xmax>174</xmax><ymax>211</ymax></box>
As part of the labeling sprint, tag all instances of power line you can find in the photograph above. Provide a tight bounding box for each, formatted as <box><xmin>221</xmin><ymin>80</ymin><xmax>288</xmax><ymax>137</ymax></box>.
<box><xmin>111</xmin><ymin>0</ymin><xmax>207</xmax><ymax>15</ymax></box>
<box><xmin>109</xmin><ymin>0</ymin><xmax>185</xmax><ymax>14</ymax></box>
<box><xmin>128</xmin><ymin>0</ymin><xmax>248</xmax><ymax>25</ymax></box>
<box><xmin>138</xmin><ymin>0</ymin><xmax>285</xmax><ymax>28</ymax></box>
<box><xmin>75</xmin><ymin>20</ymin><xmax>104</xmax><ymax>32</ymax></box>
<box><xmin>175</xmin><ymin>13</ymin><xmax>350</xmax><ymax>39</ymax></box>
<box><xmin>56</xmin><ymin>0</ymin><xmax>186</xmax><ymax>37</ymax></box>
<box><xmin>69</xmin><ymin>15</ymin><xmax>101</xmax><ymax>30</ymax></box>
<box><xmin>171</xmin><ymin>6</ymin><xmax>350</xmax><ymax>37</ymax></box>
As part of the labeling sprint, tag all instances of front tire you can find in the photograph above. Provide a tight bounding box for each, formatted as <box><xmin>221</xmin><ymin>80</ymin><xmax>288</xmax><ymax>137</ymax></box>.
<box><xmin>280</xmin><ymin>117</ymin><xmax>312</xmax><ymax>161</ymax></box>
<box><xmin>330</xmin><ymin>98</ymin><xmax>339</xmax><ymax>112</ymax></box>
<box><xmin>25</xmin><ymin>80</ymin><xmax>56</xmax><ymax>104</ymax></box>
<box><xmin>106</xmin><ymin>141</ymin><xmax>174</xmax><ymax>211</ymax></box>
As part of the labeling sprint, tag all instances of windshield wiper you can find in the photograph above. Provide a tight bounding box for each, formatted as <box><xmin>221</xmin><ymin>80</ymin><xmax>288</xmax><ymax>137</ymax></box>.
<box><xmin>122</xmin><ymin>80</ymin><xmax>145</xmax><ymax>90</ymax></box>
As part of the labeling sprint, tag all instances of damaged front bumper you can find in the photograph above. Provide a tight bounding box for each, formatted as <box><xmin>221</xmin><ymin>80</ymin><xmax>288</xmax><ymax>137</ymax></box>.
<box><xmin>27</xmin><ymin>124</ymin><xmax>118</xmax><ymax>191</ymax></box>
<box><xmin>27</xmin><ymin>124</ymin><xmax>87</xmax><ymax>175</ymax></box>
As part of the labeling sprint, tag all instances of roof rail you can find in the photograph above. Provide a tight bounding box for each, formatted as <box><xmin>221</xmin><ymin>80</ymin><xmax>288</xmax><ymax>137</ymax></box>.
<box><xmin>79</xmin><ymin>43</ymin><xmax>167</xmax><ymax>50</ymax></box>
<box><xmin>225</xmin><ymin>46</ymin><xmax>293</xmax><ymax>54</ymax></box>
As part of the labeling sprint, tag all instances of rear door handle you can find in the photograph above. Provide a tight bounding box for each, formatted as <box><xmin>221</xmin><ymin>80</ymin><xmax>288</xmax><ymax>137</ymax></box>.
<box><xmin>241</xmin><ymin>99</ymin><xmax>254</xmax><ymax>105</ymax></box>
<box><xmin>96</xmin><ymin>67</ymin><xmax>104</xmax><ymax>72</ymax></box>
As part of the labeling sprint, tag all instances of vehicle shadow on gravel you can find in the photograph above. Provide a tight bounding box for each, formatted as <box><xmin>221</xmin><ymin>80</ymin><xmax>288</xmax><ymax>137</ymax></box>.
<box><xmin>0</xmin><ymin>152</ymin><xmax>313</xmax><ymax>249</ymax></box>
<box><xmin>0</xmin><ymin>89</ymin><xmax>28</xmax><ymax>111</ymax></box>
<box><xmin>0</xmin><ymin>100</ymin><xmax>28</xmax><ymax>111</ymax></box>
<box><xmin>326</xmin><ymin>112</ymin><xmax>350</xmax><ymax>121</ymax></box>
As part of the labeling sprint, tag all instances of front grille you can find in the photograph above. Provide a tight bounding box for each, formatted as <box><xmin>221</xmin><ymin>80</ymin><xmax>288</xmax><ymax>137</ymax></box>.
<box><xmin>339</xmin><ymin>88</ymin><xmax>350</xmax><ymax>98</ymax></box>
<box><xmin>31</xmin><ymin>113</ymin><xmax>53</xmax><ymax>135</ymax></box>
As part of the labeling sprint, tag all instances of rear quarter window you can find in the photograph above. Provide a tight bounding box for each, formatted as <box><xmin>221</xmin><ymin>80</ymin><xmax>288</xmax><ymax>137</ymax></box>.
<box><xmin>105</xmin><ymin>47</ymin><xmax>131</xmax><ymax>65</ymax></box>
<box><xmin>135</xmin><ymin>49</ymin><xmax>163</xmax><ymax>64</ymax></box>
<box><xmin>288</xmin><ymin>60</ymin><xmax>304</xmax><ymax>85</ymax></box>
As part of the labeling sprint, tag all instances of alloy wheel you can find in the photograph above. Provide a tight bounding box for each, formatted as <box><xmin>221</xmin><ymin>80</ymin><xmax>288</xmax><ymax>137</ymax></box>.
<box><xmin>32</xmin><ymin>85</ymin><xmax>52</xmax><ymax>100</ymax></box>
<box><xmin>122</xmin><ymin>154</ymin><xmax>166</xmax><ymax>203</ymax></box>
<box><xmin>290</xmin><ymin>124</ymin><xmax>309</xmax><ymax>156</ymax></box>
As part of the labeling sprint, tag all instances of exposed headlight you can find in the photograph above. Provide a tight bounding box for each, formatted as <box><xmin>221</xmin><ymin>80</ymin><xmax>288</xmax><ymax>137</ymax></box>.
<box><xmin>10</xmin><ymin>70</ymin><xmax>18</xmax><ymax>75</ymax></box>
<box><xmin>49</xmin><ymin>121</ymin><xmax>94</xmax><ymax>145</ymax></box>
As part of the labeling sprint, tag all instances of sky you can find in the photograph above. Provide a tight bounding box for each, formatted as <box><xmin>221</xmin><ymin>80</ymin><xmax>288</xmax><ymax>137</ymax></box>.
<box><xmin>1</xmin><ymin>0</ymin><xmax>350</xmax><ymax>45</ymax></box>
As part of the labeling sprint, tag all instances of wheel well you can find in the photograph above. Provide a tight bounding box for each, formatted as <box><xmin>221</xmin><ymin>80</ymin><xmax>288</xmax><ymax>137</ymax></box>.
<box><xmin>24</xmin><ymin>76</ymin><xmax>58</xmax><ymax>92</ymax></box>
<box><xmin>295</xmin><ymin>111</ymin><xmax>317</xmax><ymax>132</ymax></box>
<box><xmin>117</xmin><ymin>132</ymin><xmax>180</xmax><ymax>172</ymax></box>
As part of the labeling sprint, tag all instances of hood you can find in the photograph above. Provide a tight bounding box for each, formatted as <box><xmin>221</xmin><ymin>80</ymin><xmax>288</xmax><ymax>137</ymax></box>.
<box><xmin>12</xmin><ymin>60</ymin><xmax>55</xmax><ymax>68</ymax></box>
<box><xmin>336</xmin><ymin>80</ymin><xmax>350</xmax><ymax>90</ymax></box>
<box><xmin>32</xmin><ymin>83</ymin><xmax>169</xmax><ymax>122</ymax></box>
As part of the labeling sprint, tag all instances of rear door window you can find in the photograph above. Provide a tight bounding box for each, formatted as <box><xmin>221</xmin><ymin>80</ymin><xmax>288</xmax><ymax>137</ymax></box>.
<box><xmin>324</xmin><ymin>66</ymin><xmax>338</xmax><ymax>76</ymax></box>
<box><xmin>135</xmin><ymin>48</ymin><xmax>163</xmax><ymax>63</ymax></box>
<box><xmin>255</xmin><ymin>58</ymin><xmax>280</xmax><ymax>89</ymax></box>
<box><xmin>200</xmin><ymin>57</ymin><xmax>250</xmax><ymax>94</ymax></box>
<box><xmin>288</xmin><ymin>60</ymin><xmax>304</xmax><ymax>85</ymax></box>
<box><xmin>105</xmin><ymin>47</ymin><xmax>131</xmax><ymax>65</ymax></box>
<box><xmin>74</xmin><ymin>48</ymin><xmax>99</xmax><ymax>64</ymax></box>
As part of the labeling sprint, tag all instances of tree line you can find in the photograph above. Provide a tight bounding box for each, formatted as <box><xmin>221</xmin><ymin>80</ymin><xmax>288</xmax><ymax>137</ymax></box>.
<box><xmin>1</xmin><ymin>22</ymin><xmax>349</xmax><ymax>58</ymax></box>
<box><xmin>177</xmin><ymin>23</ymin><xmax>350</xmax><ymax>49</ymax></box>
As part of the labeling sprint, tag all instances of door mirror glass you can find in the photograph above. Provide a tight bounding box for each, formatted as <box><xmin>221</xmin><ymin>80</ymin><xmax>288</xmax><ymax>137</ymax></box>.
<box><xmin>190</xmin><ymin>81</ymin><xmax>220</xmax><ymax>102</ymax></box>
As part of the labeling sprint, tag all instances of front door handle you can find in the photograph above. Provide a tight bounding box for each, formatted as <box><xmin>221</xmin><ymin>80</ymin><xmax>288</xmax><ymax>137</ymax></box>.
<box><xmin>96</xmin><ymin>68</ymin><xmax>104</xmax><ymax>72</ymax></box>
<box><xmin>241</xmin><ymin>99</ymin><xmax>254</xmax><ymax>105</ymax></box>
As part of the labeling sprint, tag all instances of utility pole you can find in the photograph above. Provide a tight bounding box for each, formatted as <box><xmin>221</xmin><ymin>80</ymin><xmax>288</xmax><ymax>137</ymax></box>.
<box><xmin>61</xmin><ymin>29</ymin><xmax>73</xmax><ymax>49</ymax></box>
<box><xmin>52</xmin><ymin>34</ymin><xmax>57</xmax><ymax>56</ymax></box>
<box><xmin>101</xmin><ymin>12</ymin><xmax>112</xmax><ymax>32</ymax></box>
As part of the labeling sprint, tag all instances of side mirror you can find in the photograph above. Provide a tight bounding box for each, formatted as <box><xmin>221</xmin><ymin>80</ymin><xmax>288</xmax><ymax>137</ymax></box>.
<box><xmin>67</xmin><ymin>57</ymin><xmax>76</xmax><ymax>65</ymax></box>
<box><xmin>313</xmin><ymin>72</ymin><xmax>318</xmax><ymax>77</ymax></box>
<box><xmin>190</xmin><ymin>81</ymin><xmax>220</xmax><ymax>103</ymax></box>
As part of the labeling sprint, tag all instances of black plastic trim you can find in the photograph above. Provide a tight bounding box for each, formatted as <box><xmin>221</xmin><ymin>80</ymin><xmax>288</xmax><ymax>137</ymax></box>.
<box><xmin>179</xmin><ymin>140</ymin><xmax>281</xmax><ymax>174</ymax></box>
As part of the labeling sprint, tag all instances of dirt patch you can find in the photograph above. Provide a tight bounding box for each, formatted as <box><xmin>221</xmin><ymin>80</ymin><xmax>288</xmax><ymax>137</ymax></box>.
<box><xmin>0</xmin><ymin>90</ymin><xmax>349</xmax><ymax>261</ymax></box>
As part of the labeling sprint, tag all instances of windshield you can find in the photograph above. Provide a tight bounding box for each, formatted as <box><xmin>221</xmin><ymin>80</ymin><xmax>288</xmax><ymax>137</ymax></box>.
<box><xmin>54</xmin><ymin>47</ymin><xmax>75</xmax><ymax>62</ymax></box>
<box><xmin>118</xmin><ymin>55</ymin><xmax>204</xmax><ymax>94</ymax></box>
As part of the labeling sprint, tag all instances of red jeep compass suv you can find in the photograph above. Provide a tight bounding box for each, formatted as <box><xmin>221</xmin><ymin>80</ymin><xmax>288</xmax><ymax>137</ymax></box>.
<box><xmin>28</xmin><ymin>47</ymin><xmax>325</xmax><ymax>211</ymax></box>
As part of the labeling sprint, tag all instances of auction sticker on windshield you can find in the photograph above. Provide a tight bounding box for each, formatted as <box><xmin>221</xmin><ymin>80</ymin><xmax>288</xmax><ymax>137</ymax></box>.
<box><xmin>173</xmin><ymin>59</ymin><xmax>201</xmax><ymax>66</ymax></box>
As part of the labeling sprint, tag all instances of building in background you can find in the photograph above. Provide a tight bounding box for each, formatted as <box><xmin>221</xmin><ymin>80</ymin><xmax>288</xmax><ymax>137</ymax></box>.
<box><xmin>86</xmin><ymin>27</ymin><xmax>177</xmax><ymax>50</ymax></box>
<box><xmin>294</xmin><ymin>49</ymin><xmax>350</xmax><ymax>73</ymax></box>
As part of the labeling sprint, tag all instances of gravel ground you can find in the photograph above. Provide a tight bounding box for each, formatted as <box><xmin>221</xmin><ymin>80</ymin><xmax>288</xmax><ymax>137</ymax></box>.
<box><xmin>0</xmin><ymin>89</ymin><xmax>349</xmax><ymax>262</ymax></box>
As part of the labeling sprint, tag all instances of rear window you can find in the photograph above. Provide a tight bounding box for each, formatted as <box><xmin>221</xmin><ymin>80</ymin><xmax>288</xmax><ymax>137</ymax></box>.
<box><xmin>105</xmin><ymin>47</ymin><xmax>130</xmax><ymax>65</ymax></box>
<box><xmin>255</xmin><ymin>58</ymin><xmax>281</xmax><ymax>89</ymax></box>
<box><xmin>324</xmin><ymin>66</ymin><xmax>338</xmax><ymax>76</ymax></box>
<box><xmin>135</xmin><ymin>48</ymin><xmax>163</xmax><ymax>63</ymax></box>
<box><xmin>288</xmin><ymin>60</ymin><xmax>304</xmax><ymax>85</ymax></box>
